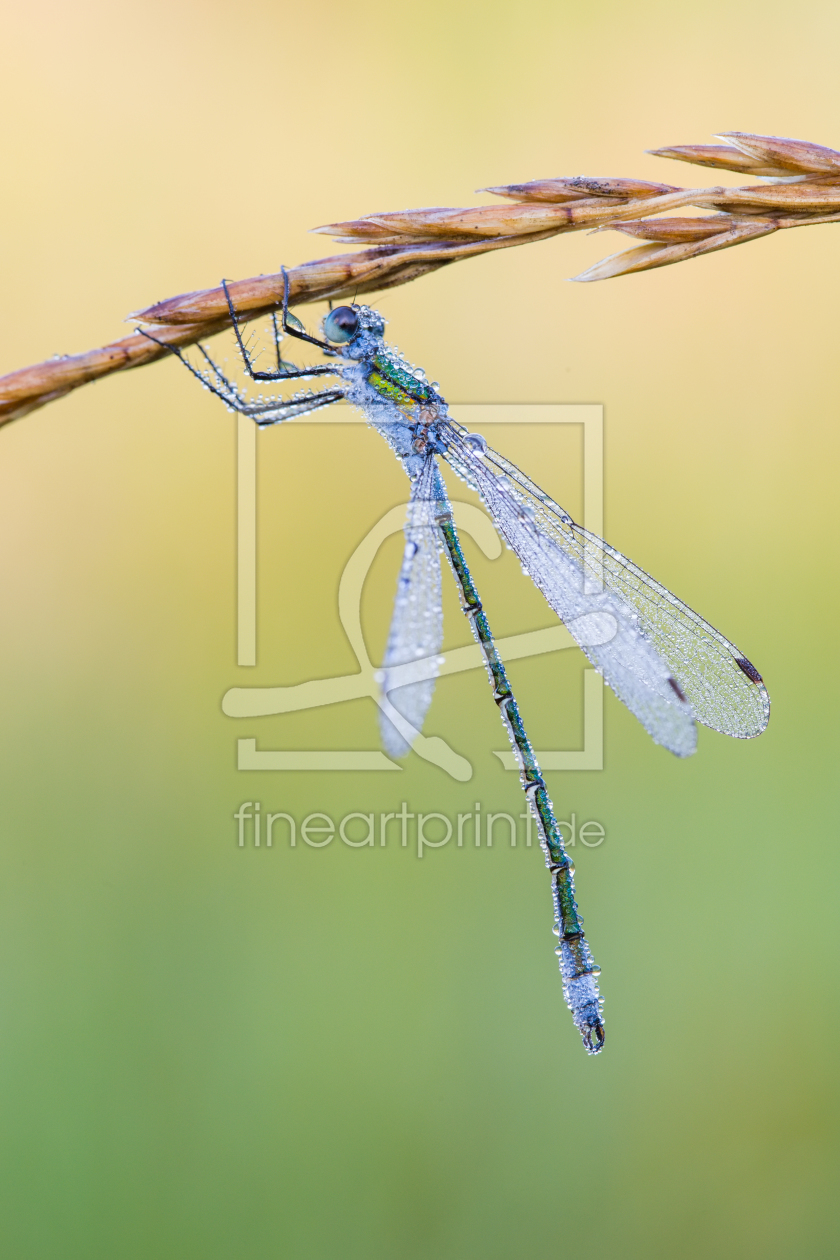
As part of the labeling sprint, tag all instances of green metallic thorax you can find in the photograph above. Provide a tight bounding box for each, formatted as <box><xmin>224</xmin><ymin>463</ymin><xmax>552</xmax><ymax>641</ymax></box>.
<box><xmin>366</xmin><ymin>352</ymin><xmax>436</xmax><ymax>408</ymax></box>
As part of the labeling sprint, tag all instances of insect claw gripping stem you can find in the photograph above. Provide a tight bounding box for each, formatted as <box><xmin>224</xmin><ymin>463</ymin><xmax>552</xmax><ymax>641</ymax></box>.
<box><xmin>279</xmin><ymin>266</ymin><xmax>336</xmax><ymax>354</ymax></box>
<box><xmin>221</xmin><ymin>276</ymin><xmax>339</xmax><ymax>383</ymax></box>
<box><xmin>431</xmin><ymin>468</ymin><xmax>605</xmax><ymax>1054</ymax></box>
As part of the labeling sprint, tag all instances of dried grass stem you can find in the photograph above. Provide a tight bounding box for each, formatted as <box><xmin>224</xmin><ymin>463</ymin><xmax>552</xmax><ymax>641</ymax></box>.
<box><xmin>1</xmin><ymin>130</ymin><xmax>838</xmax><ymax>426</ymax></box>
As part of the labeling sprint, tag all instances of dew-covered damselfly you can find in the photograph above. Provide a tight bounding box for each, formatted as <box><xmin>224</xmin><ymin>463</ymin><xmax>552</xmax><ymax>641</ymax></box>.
<box><xmin>143</xmin><ymin>274</ymin><xmax>769</xmax><ymax>1054</ymax></box>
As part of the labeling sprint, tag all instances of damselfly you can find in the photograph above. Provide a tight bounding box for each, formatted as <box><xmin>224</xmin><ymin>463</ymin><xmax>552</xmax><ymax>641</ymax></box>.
<box><xmin>144</xmin><ymin>273</ymin><xmax>769</xmax><ymax>1054</ymax></box>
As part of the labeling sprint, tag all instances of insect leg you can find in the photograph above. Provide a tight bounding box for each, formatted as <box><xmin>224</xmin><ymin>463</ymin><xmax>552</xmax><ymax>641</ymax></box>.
<box><xmin>221</xmin><ymin>279</ymin><xmax>338</xmax><ymax>382</ymax></box>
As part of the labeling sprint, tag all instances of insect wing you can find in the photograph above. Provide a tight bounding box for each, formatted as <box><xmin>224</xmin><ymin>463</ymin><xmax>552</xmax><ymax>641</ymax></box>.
<box><xmin>442</xmin><ymin>425</ymin><xmax>769</xmax><ymax>749</ymax></box>
<box><xmin>379</xmin><ymin>460</ymin><xmax>444</xmax><ymax>757</ymax></box>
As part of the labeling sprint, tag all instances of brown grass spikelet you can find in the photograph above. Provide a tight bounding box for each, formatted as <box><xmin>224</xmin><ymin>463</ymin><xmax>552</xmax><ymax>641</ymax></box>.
<box><xmin>480</xmin><ymin>177</ymin><xmax>677</xmax><ymax>203</ymax></box>
<box><xmin>2</xmin><ymin>130</ymin><xmax>840</xmax><ymax>425</ymax></box>
<box><xmin>571</xmin><ymin>220</ymin><xmax>777</xmax><ymax>283</ymax></box>
<box><xmin>716</xmin><ymin>132</ymin><xmax>840</xmax><ymax>174</ymax></box>
<box><xmin>646</xmin><ymin>144</ymin><xmax>796</xmax><ymax>177</ymax></box>
<box><xmin>597</xmin><ymin>216</ymin><xmax>740</xmax><ymax>243</ymax></box>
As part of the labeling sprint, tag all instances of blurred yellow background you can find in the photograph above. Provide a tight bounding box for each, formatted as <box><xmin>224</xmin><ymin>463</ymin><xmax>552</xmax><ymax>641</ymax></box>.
<box><xmin>0</xmin><ymin>1</ymin><xmax>838</xmax><ymax>1256</ymax></box>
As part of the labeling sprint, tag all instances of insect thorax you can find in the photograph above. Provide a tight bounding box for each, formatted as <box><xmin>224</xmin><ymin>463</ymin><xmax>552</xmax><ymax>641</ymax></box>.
<box><xmin>366</xmin><ymin>352</ymin><xmax>436</xmax><ymax>408</ymax></box>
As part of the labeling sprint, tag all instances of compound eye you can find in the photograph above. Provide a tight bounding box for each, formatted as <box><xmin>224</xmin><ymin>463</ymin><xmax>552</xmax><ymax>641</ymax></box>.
<box><xmin>323</xmin><ymin>306</ymin><xmax>360</xmax><ymax>344</ymax></box>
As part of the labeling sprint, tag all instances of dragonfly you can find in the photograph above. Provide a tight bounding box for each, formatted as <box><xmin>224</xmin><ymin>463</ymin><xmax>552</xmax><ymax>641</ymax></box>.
<box><xmin>143</xmin><ymin>272</ymin><xmax>770</xmax><ymax>1055</ymax></box>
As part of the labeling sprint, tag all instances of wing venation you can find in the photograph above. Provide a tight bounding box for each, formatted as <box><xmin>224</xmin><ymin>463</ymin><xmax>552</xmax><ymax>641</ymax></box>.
<box><xmin>379</xmin><ymin>456</ymin><xmax>444</xmax><ymax>757</ymax></box>
<box><xmin>440</xmin><ymin>422</ymin><xmax>769</xmax><ymax>750</ymax></box>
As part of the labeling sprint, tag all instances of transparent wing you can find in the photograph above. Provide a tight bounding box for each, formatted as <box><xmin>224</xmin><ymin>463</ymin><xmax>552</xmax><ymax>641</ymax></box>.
<box><xmin>379</xmin><ymin>457</ymin><xmax>444</xmax><ymax>757</ymax></box>
<box><xmin>440</xmin><ymin>422</ymin><xmax>769</xmax><ymax>754</ymax></box>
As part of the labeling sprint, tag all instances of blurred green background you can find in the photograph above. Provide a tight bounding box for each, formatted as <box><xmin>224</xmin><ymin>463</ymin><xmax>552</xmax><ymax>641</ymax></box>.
<box><xmin>0</xmin><ymin>1</ymin><xmax>838</xmax><ymax>1256</ymax></box>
